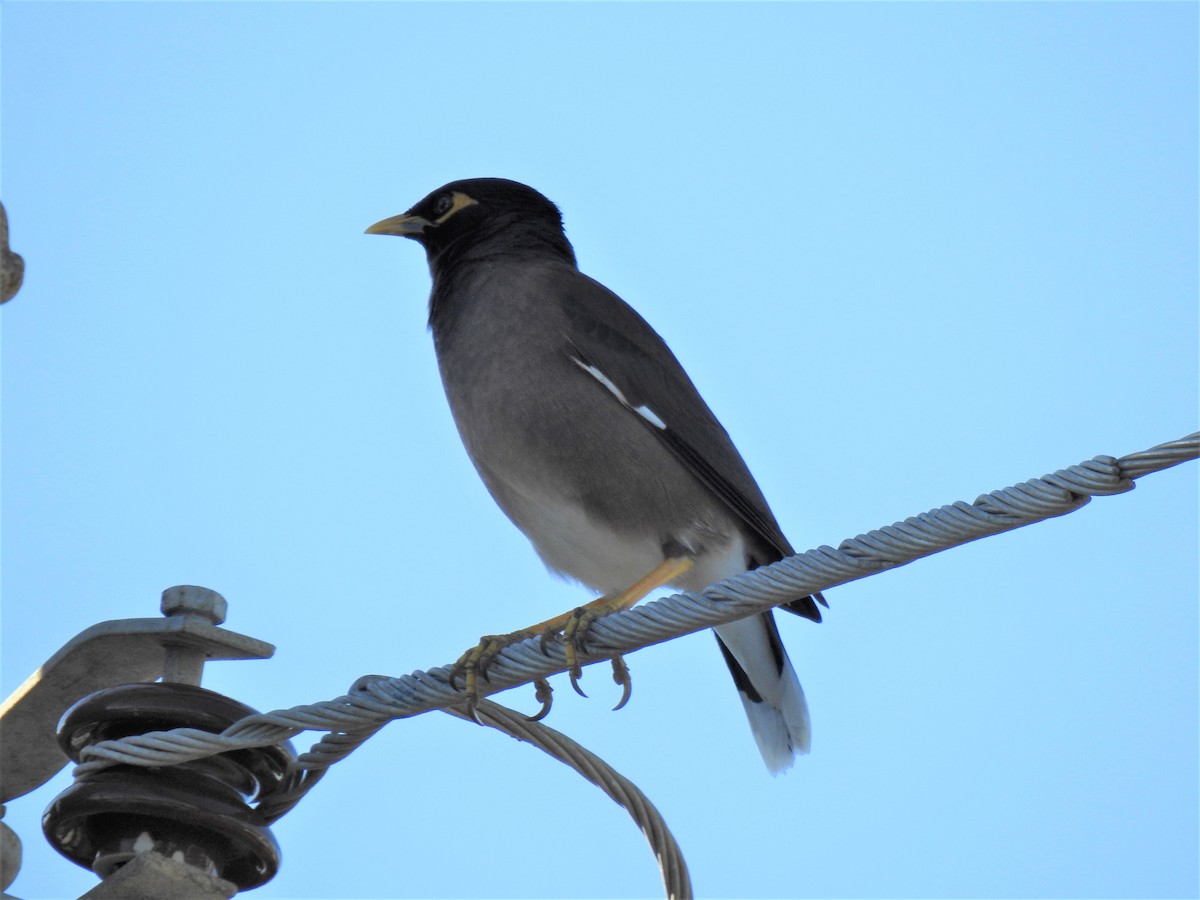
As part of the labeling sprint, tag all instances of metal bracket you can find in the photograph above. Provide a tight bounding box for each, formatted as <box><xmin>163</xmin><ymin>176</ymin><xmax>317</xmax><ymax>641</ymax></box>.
<box><xmin>0</xmin><ymin>586</ymin><xmax>273</xmax><ymax>804</ymax></box>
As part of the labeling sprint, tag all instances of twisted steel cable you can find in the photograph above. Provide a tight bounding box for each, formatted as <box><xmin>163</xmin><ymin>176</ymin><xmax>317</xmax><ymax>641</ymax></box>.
<box><xmin>75</xmin><ymin>432</ymin><xmax>1197</xmax><ymax>775</ymax></box>
<box><xmin>69</xmin><ymin>431</ymin><xmax>1197</xmax><ymax>897</ymax></box>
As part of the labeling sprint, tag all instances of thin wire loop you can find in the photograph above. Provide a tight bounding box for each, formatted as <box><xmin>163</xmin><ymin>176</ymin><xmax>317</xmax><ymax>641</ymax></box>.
<box><xmin>445</xmin><ymin>699</ymin><xmax>691</xmax><ymax>899</ymax></box>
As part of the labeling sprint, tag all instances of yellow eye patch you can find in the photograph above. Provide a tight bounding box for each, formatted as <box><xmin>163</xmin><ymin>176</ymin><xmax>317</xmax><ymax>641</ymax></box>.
<box><xmin>435</xmin><ymin>191</ymin><xmax>479</xmax><ymax>224</ymax></box>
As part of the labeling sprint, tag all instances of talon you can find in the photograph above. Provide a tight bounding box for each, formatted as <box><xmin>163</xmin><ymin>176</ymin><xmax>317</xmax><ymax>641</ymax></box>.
<box><xmin>566</xmin><ymin>641</ymin><xmax>587</xmax><ymax>696</ymax></box>
<box><xmin>528</xmin><ymin>678</ymin><xmax>554</xmax><ymax>721</ymax></box>
<box><xmin>449</xmin><ymin>652</ymin><xmax>485</xmax><ymax>724</ymax></box>
<box><xmin>556</xmin><ymin>608</ymin><xmax>587</xmax><ymax>695</ymax></box>
<box><xmin>465</xmin><ymin>691</ymin><xmax>484</xmax><ymax>725</ymax></box>
<box><xmin>569</xmin><ymin>666</ymin><xmax>588</xmax><ymax>698</ymax></box>
<box><xmin>462</xmin><ymin>661</ymin><xmax>483</xmax><ymax>722</ymax></box>
<box><xmin>467</xmin><ymin>561</ymin><xmax>682</xmax><ymax>715</ymax></box>
<box><xmin>610</xmin><ymin>656</ymin><xmax>632</xmax><ymax>711</ymax></box>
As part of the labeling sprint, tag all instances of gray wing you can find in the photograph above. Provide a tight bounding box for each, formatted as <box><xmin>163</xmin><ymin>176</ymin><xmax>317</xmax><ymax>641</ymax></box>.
<box><xmin>555</xmin><ymin>270</ymin><xmax>825</xmax><ymax>620</ymax></box>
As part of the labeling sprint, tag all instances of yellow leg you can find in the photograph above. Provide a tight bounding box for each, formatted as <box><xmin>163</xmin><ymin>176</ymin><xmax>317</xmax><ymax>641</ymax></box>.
<box><xmin>528</xmin><ymin>555</ymin><xmax>695</xmax><ymax>635</ymax></box>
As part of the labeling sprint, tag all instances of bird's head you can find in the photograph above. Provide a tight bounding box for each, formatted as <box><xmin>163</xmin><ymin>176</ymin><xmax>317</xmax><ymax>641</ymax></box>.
<box><xmin>366</xmin><ymin>178</ymin><xmax>575</xmax><ymax>271</ymax></box>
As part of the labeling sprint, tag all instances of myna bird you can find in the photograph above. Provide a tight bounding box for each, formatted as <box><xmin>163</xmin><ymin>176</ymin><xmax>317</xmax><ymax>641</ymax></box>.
<box><xmin>367</xmin><ymin>178</ymin><xmax>826</xmax><ymax>773</ymax></box>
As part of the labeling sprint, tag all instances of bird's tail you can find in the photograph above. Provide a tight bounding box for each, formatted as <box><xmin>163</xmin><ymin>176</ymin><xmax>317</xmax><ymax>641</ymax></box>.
<box><xmin>714</xmin><ymin>611</ymin><xmax>810</xmax><ymax>774</ymax></box>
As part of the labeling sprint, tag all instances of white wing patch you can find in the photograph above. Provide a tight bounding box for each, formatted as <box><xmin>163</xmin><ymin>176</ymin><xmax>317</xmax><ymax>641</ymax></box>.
<box><xmin>571</xmin><ymin>357</ymin><xmax>666</xmax><ymax>429</ymax></box>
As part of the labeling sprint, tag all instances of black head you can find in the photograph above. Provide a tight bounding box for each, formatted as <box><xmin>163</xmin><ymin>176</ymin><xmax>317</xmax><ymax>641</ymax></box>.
<box><xmin>366</xmin><ymin>178</ymin><xmax>576</xmax><ymax>272</ymax></box>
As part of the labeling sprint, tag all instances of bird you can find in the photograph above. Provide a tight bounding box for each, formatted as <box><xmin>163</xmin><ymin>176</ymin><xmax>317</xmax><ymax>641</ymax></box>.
<box><xmin>366</xmin><ymin>178</ymin><xmax>826</xmax><ymax>773</ymax></box>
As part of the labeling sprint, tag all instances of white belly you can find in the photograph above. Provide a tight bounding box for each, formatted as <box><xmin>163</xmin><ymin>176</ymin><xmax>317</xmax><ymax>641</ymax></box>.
<box><xmin>516</xmin><ymin>487</ymin><xmax>667</xmax><ymax>594</ymax></box>
<box><xmin>500</xmin><ymin>478</ymin><xmax>748</xmax><ymax>596</ymax></box>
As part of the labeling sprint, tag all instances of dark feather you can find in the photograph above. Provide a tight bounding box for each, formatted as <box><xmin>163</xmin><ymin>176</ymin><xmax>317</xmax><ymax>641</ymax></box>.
<box><xmin>559</xmin><ymin>276</ymin><xmax>825</xmax><ymax>622</ymax></box>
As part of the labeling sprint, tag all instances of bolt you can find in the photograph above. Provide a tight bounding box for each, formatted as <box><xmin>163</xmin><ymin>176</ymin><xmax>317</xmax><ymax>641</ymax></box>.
<box><xmin>161</xmin><ymin>585</ymin><xmax>227</xmax><ymax>625</ymax></box>
<box><xmin>159</xmin><ymin>586</ymin><xmax>227</xmax><ymax>685</ymax></box>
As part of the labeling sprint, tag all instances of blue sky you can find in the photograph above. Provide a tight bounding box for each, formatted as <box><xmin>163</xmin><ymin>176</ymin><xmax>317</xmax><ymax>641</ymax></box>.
<box><xmin>2</xmin><ymin>3</ymin><xmax>1197</xmax><ymax>899</ymax></box>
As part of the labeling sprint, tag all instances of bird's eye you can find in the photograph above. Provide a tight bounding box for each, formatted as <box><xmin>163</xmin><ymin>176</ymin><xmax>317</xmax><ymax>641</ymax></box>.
<box><xmin>433</xmin><ymin>194</ymin><xmax>454</xmax><ymax>216</ymax></box>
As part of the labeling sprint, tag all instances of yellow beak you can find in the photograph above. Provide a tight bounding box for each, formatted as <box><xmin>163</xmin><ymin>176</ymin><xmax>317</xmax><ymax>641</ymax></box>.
<box><xmin>364</xmin><ymin>213</ymin><xmax>430</xmax><ymax>236</ymax></box>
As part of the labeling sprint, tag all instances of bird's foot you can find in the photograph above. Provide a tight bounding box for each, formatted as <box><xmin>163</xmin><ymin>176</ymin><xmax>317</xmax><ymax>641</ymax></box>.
<box><xmin>528</xmin><ymin>600</ymin><xmax>632</xmax><ymax>710</ymax></box>
<box><xmin>451</xmin><ymin>555</ymin><xmax>693</xmax><ymax>721</ymax></box>
<box><xmin>450</xmin><ymin>630</ymin><xmax>536</xmax><ymax>721</ymax></box>
<box><xmin>549</xmin><ymin>601</ymin><xmax>634</xmax><ymax>709</ymax></box>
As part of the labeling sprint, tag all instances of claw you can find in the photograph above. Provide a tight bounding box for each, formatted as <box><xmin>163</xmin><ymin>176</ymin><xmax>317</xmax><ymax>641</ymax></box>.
<box><xmin>464</xmin><ymin>691</ymin><xmax>484</xmax><ymax>725</ymax></box>
<box><xmin>447</xmin><ymin>650</ymin><xmax>483</xmax><ymax>723</ymax></box>
<box><xmin>528</xmin><ymin>678</ymin><xmax>554</xmax><ymax>721</ymax></box>
<box><xmin>566</xmin><ymin>639</ymin><xmax>587</xmax><ymax>696</ymax></box>
<box><xmin>562</xmin><ymin>607</ymin><xmax>596</xmax><ymax>696</ymax></box>
<box><xmin>455</xmin><ymin>655</ymin><xmax>484</xmax><ymax>724</ymax></box>
<box><xmin>610</xmin><ymin>656</ymin><xmax>632</xmax><ymax>711</ymax></box>
<box><xmin>455</xmin><ymin>567</ymin><xmax>671</xmax><ymax>723</ymax></box>
<box><xmin>568</xmin><ymin>667</ymin><xmax>588</xmax><ymax>698</ymax></box>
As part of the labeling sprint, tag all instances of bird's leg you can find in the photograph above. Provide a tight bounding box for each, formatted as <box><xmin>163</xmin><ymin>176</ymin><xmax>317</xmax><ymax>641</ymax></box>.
<box><xmin>450</xmin><ymin>556</ymin><xmax>693</xmax><ymax>719</ymax></box>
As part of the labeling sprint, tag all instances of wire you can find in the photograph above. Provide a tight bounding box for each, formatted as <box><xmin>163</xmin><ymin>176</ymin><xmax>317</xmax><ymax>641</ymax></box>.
<box><xmin>71</xmin><ymin>431</ymin><xmax>1198</xmax><ymax>898</ymax></box>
